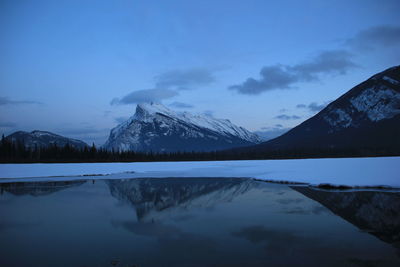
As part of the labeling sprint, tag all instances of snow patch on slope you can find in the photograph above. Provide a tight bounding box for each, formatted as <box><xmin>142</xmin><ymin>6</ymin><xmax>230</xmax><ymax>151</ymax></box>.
<box><xmin>323</xmin><ymin>108</ymin><xmax>353</xmax><ymax>128</ymax></box>
<box><xmin>350</xmin><ymin>86</ymin><xmax>400</xmax><ymax>122</ymax></box>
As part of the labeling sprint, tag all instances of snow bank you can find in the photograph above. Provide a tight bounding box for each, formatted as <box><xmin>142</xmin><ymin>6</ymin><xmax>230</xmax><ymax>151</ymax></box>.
<box><xmin>0</xmin><ymin>157</ymin><xmax>399</xmax><ymax>187</ymax></box>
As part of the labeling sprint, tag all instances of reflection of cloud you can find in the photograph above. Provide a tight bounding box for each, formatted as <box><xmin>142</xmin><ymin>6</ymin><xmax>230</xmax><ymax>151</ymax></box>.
<box><xmin>111</xmin><ymin>220</ymin><xmax>217</xmax><ymax>261</ymax></box>
<box><xmin>232</xmin><ymin>225</ymin><xmax>307</xmax><ymax>253</ymax></box>
<box><xmin>282</xmin><ymin>205</ymin><xmax>329</xmax><ymax>215</ymax></box>
<box><xmin>0</xmin><ymin>221</ymin><xmax>39</xmax><ymax>232</ymax></box>
<box><xmin>275</xmin><ymin>198</ymin><xmax>304</xmax><ymax>205</ymax></box>
<box><xmin>111</xmin><ymin>220</ymin><xmax>181</xmax><ymax>238</ymax></box>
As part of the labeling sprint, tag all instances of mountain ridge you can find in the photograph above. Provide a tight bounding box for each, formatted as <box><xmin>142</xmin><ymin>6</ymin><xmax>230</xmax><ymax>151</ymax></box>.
<box><xmin>236</xmin><ymin>65</ymin><xmax>400</xmax><ymax>154</ymax></box>
<box><xmin>6</xmin><ymin>130</ymin><xmax>88</xmax><ymax>149</ymax></box>
<box><xmin>103</xmin><ymin>102</ymin><xmax>261</xmax><ymax>152</ymax></box>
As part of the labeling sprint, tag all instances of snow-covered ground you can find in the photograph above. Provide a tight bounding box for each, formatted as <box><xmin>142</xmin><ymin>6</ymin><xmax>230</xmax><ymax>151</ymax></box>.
<box><xmin>0</xmin><ymin>157</ymin><xmax>399</xmax><ymax>187</ymax></box>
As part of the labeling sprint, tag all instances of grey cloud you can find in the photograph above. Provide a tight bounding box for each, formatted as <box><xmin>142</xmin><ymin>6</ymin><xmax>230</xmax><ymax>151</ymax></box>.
<box><xmin>308</xmin><ymin>102</ymin><xmax>327</xmax><ymax>112</ymax></box>
<box><xmin>0</xmin><ymin>121</ymin><xmax>16</xmax><ymax>128</ymax></box>
<box><xmin>346</xmin><ymin>25</ymin><xmax>400</xmax><ymax>50</ymax></box>
<box><xmin>58</xmin><ymin>127</ymin><xmax>108</xmax><ymax>136</ymax></box>
<box><xmin>291</xmin><ymin>50</ymin><xmax>357</xmax><ymax>81</ymax></box>
<box><xmin>0</xmin><ymin>96</ymin><xmax>43</xmax><ymax>106</ymax></box>
<box><xmin>229</xmin><ymin>50</ymin><xmax>356</xmax><ymax>95</ymax></box>
<box><xmin>111</xmin><ymin>88</ymin><xmax>179</xmax><ymax>105</ymax></box>
<box><xmin>111</xmin><ymin>67</ymin><xmax>215</xmax><ymax>106</ymax></box>
<box><xmin>155</xmin><ymin>68</ymin><xmax>216</xmax><ymax>90</ymax></box>
<box><xmin>297</xmin><ymin>101</ymin><xmax>331</xmax><ymax>112</ymax></box>
<box><xmin>229</xmin><ymin>65</ymin><xmax>297</xmax><ymax>94</ymax></box>
<box><xmin>168</xmin><ymin>101</ymin><xmax>194</xmax><ymax>109</ymax></box>
<box><xmin>275</xmin><ymin>114</ymin><xmax>301</xmax><ymax>120</ymax></box>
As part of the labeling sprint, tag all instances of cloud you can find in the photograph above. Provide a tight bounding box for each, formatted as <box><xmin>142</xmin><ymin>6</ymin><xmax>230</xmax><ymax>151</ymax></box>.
<box><xmin>290</xmin><ymin>50</ymin><xmax>357</xmax><ymax>81</ymax></box>
<box><xmin>229</xmin><ymin>65</ymin><xmax>298</xmax><ymax>94</ymax></box>
<box><xmin>111</xmin><ymin>67</ymin><xmax>216</xmax><ymax>106</ymax></box>
<box><xmin>168</xmin><ymin>102</ymin><xmax>194</xmax><ymax>109</ymax></box>
<box><xmin>0</xmin><ymin>96</ymin><xmax>43</xmax><ymax>106</ymax></box>
<box><xmin>111</xmin><ymin>88</ymin><xmax>179</xmax><ymax>105</ymax></box>
<box><xmin>274</xmin><ymin>114</ymin><xmax>301</xmax><ymax>120</ymax></box>
<box><xmin>346</xmin><ymin>25</ymin><xmax>400</xmax><ymax>50</ymax></box>
<box><xmin>58</xmin><ymin>127</ymin><xmax>108</xmax><ymax>136</ymax></box>
<box><xmin>155</xmin><ymin>68</ymin><xmax>216</xmax><ymax>90</ymax></box>
<box><xmin>296</xmin><ymin>101</ymin><xmax>331</xmax><ymax>112</ymax></box>
<box><xmin>229</xmin><ymin>50</ymin><xmax>356</xmax><ymax>95</ymax></box>
<box><xmin>0</xmin><ymin>121</ymin><xmax>16</xmax><ymax>128</ymax></box>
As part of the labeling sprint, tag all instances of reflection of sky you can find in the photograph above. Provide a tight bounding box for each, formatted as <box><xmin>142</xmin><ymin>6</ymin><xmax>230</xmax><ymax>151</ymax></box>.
<box><xmin>1</xmin><ymin>0</ymin><xmax>400</xmax><ymax>144</ymax></box>
<box><xmin>0</xmin><ymin>178</ymin><xmax>399</xmax><ymax>266</ymax></box>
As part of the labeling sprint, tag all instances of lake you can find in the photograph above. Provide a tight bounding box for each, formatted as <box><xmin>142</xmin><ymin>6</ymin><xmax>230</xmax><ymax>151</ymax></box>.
<box><xmin>1</xmin><ymin>177</ymin><xmax>399</xmax><ymax>266</ymax></box>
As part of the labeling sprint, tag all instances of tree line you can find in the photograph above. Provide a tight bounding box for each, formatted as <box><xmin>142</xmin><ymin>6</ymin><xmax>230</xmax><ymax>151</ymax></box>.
<box><xmin>0</xmin><ymin>135</ymin><xmax>398</xmax><ymax>163</ymax></box>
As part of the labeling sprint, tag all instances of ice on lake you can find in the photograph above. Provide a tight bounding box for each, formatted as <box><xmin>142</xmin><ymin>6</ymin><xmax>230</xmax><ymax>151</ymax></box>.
<box><xmin>1</xmin><ymin>156</ymin><xmax>399</xmax><ymax>187</ymax></box>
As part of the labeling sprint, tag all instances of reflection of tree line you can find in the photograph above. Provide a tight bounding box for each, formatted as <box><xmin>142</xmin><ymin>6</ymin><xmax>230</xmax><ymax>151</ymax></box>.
<box><xmin>2</xmin><ymin>178</ymin><xmax>400</xmax><ymax>252</ymax></box>
<box><xmin>0</xmin><ymin>180</ymin><xmax>87</xmax><ymax>196</ymax></box>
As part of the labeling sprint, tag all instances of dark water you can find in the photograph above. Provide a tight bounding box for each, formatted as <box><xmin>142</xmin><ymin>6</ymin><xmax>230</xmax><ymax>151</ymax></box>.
<box><xmin>0</xmin><ymin>178</ymin><xmax>399</xmax><ymax>267</ymax></box>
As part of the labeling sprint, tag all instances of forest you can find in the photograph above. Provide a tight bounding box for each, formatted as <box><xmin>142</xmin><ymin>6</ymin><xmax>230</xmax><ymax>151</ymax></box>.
<box><xmin>1</xmin><ymin>135</ymin><xmax>398</xmax><ymax>163</ymax></box>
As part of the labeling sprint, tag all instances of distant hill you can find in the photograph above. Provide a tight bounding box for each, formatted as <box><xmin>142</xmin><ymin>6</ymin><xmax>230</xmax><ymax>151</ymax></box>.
<box><xmin>237</xmin><ymin>65</ymin><xmax>400</xmax><ymax>155</ymax></box>
<box><xmin>6</xmin><ymin>130</ymin><xmax>88</xmax><ymax>149</ymax></box>
<box><xmin>103</xmin><ymin>102</ymin><xmax>261</xmax><ymax>153</ymax></box>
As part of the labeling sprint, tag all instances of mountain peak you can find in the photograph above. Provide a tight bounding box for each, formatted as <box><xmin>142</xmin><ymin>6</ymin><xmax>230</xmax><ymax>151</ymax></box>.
<box><xmin>104</xmin><ymin>103</ymin><xmax>261</xmax><ymax>152</ymax></box>
<box><xmin>135</xmin><ymin>102</ymin><xmax>176</xmax><ymax>121</ymax></box>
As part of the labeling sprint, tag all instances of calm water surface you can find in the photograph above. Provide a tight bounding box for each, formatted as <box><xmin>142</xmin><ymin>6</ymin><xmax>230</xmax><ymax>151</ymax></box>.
<box><xmin>0</xmin><ymin>178</ymin><xmax>399</xmax><ymax>267</ymax></box>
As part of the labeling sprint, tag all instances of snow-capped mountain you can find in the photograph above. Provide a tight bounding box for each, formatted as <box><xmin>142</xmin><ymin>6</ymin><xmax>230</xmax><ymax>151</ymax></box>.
<box><xmin>103</xmin><ymin>102</ymin><xmax>261</xmax><ymax>152</ymax></box>
<box><xmin>245</xmin><ymin>65</ymin><xmax>400</xmax><ymax>153</ymax></box>
<box><xmin>6</xmin><ymin>130</ymin><xmax>88</xmax><ymax>149</ymax></box>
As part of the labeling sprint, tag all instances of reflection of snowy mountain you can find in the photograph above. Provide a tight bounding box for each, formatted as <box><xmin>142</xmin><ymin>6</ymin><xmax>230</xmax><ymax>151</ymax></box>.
<box><xmin>292</xmin><ymin>186</ymin><xmax>400</xmax><ymax>250</ymax></box>
<box><xmin>106</xmin><ymin>178</ymin><xmax>257</xmax><ymax>221</ymax></box>
<box><xmin>0</xmin><ymin>180</ymin><xmax>86</xmax><ymax>196</ymax></box>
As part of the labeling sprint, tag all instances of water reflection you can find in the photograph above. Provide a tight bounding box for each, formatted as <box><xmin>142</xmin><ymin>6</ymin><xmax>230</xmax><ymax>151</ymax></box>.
<box><xmin>0</xmin><ymin>180</ymin><xmax>86</xmax><ymax>196</ymax></box>
<box><xmin>107</xmin><ymin>177</ymin><xmax>256</xmax><ymax>221</ymax></box>
<box><xmin>0</xmin><ymin>178</ymin><xmax>399</xmax><ymax>267</ymax></box>
<box><xmin>293</xmin><ymin>186</ymin><xmax>400</xmax><ymax>255</ymax></box>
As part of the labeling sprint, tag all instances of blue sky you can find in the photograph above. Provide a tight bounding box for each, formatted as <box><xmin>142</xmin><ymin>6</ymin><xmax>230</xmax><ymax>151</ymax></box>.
<box><xmin>1</xmin><ymin>0</ymin><xmax>399</xmax><ymax>144</ymax></box>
